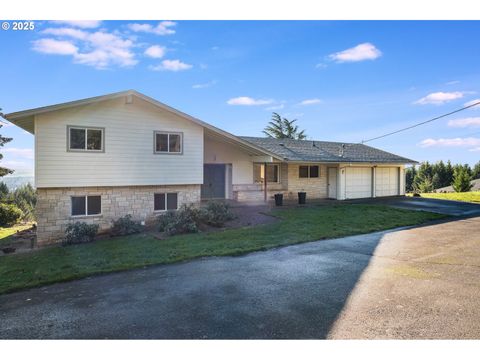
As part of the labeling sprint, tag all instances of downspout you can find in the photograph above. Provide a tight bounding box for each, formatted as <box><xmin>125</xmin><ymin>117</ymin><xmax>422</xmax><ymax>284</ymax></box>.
<box><xmin>264</xmin><ymin>162</ymin><xmax>267</xmax><ymax>202</ymax></box>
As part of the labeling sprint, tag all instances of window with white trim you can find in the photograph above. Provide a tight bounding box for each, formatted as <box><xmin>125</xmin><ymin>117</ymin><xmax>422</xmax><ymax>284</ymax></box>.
<box><xmin>154</xmin><ymin>193</ymin><xmax>178</xmax><ymax>211</ymax></box>
<box><xmin>154</xmin><ymin>132</ymin><xmax>182</xmax><ymax>154</ymax></box>
<box><xmin>299</xmin><ymin>165</ymin><xmax>319</xmax><ymax>178</ymax></box>
<box><xmin>71</xmin><ymin>196</ymin><xmax>101</xmax><ymax>216</ymax></box>
<box><xmin>68</xmin><ymin>126</ymin><xmax>104</xmax><ymax>151</ymax></box>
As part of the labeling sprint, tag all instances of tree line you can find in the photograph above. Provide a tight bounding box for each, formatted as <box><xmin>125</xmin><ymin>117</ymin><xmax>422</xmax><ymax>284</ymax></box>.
<box><xmin>406</xmin><ymin>160</ymin><xmax>480</xmax><ymax>193</ymax></box>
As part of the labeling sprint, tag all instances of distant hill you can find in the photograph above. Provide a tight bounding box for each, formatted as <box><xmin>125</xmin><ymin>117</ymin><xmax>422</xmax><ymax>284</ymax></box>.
<box><xmin>435</xmin><ymin>178</ymin><xmax>480</xmax><ymax>193</ymax></box>
<box><xmin>0</xmin><ymin>176</ymin><xmax>35</xmax><ymax>190</ymax></box>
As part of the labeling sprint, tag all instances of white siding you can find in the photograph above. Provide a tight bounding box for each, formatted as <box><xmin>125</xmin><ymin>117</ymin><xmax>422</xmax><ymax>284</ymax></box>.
<box><xmin>35</xmin><ymin>96</ymin><xmax>204</xmax><ymax>188</ymax></box>
<box><xmin>204</xmin><ymin>137</ymin><xmax>254</xmax><ymax>185</ymax></box>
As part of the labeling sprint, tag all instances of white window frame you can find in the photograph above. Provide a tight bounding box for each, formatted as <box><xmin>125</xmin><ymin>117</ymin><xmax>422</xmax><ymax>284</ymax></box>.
<box><xmin>154</xmin><ymin>192</ymin><xmax>179</xmax><ymax>212</ymax></box>
<box><xmin>67</xmin><ymin>126</ymin><xmax>105</xmax><ymax>152</ymax></box>
<box><xmin>71</xmin><ymin>195</ymin><xmax>102</xmax><ymax>217</ymax></box>
<box><xmin>154</xmin><ymin>131</ymin><xmax>183</xmax><ymax>154</ymax></box>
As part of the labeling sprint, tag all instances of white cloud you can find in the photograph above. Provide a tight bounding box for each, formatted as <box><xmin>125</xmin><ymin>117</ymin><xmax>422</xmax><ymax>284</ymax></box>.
<box><xmin>299</xmin><ymin>98</ymin><xmax>322</xmax><ymax>106</ymax></box>
<box><xmin>34</xmin><ymin>28</ymin><xmax>137</xmax><ymax>68</ymax></box>
<box><xmin>52</xmin><ymin>20</ymin><xmax>102</xmax><ymax>29</ymax></box>
<box><xmin>265</xmin><ymin>104</ymin><xmax>285</xmax><ymax>111</ymax></box>
<box><xmin>446</xmin><ymin>80</ymin><xmax>460</xmax><ymax>85</ymax></box>
<box><xmin>465</xmin><ymin>98</ymin><xmax>480</xmax><ymax>109</ymax></box>
<box><xmin>192</xmin><ymin>80</ymin><xmax>216</xmax><ymax>89</ymax></box>
<box><xmin>419</xmin><ymin>137</ymin><xmax>480</xmax><ymax>148</ymax></box>
<box><xmin>3</xmin><ymin>148</ymin><xmax>34</xmax><ymax>159</ymax></box>
<box><xmin>227</xmin><ymin>97</ymin><xmax>274</xmax><ymax>106</ymax></box>
<box><xmin>149</xmin><ymin>59</ymin><xmax>192</xmax><ymax>72</ymax></box>
<box><xmin>144</xmin><ymin>45</ymin><xmax>166</xmax><ymax>58</ymax></box>
<box><xmin>128</xmin><ymin>21</ymin><xmax>176</xmax><ymax>35</ymax></box>
<box><xmin>329</xmin><ymin>43</ymin><xmax>382</xmax><ymax>63</ymax></box>
<box><xmin>414</xmin><ymin>91</ymin><xmax>464</xmax><ymax>105</ymax></box>
<box><xmin>0</xmin><ymin>120</ymin><xmax>14</xmax><ymax>128</ymax></box>
<box><xmin>32</xmin><ymin>38</ymin><xmax>78</xmax><ymax>55</ymax></box>
<box><xmin>447</xmin><ymin>117</ymin><xmax>480</xmax><ymax>128</ymax></box>
<box><xmin>315</xmin><ymin>63</ymin><xmax>327</xmax><ymax>69</ymax></box>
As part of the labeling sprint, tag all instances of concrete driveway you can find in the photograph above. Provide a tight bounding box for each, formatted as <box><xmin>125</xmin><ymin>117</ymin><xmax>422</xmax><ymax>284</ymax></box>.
<box><xmin>1</xmin><ymin>215</ymin><xmax>480</xmax><ymax>339</ymax></box>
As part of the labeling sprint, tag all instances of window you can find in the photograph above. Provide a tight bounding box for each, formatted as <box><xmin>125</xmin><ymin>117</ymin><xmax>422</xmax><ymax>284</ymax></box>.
<box><xmin>68</xmin><ymin>126</ymin><xmax>104</xmax><ymax>152</ymax></box>
<box><xmin>254</xmin><ymin>164</ymin><xmax>280</xmax><ymax>183</ymax></box>
<box><xmin>299</xmin><ymin>165</ymin><xmax>320</xmax><ymax>178</ymax></box>
<box><xmin>71</xmin><ymin>196</ymin><xmax>101</xmax><ymax>216</ymax></box>
<box><xmin>154</xmin><ymin>132</ymin><xmax>182</xmax><ymax>154</ymax></box>
<box><xmin>154</xmin><ymin>193</ymin><xmax>178</xmax><ymax>211</ymax></box>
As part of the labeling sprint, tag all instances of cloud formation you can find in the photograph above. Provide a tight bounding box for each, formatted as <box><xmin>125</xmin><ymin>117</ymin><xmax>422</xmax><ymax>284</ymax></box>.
<box><xmin>329</xmin><ymin>43</ymin><xmax>382</xmax><ymax>63</ymax></box>
<box><xmin>447</xmin><ymin>117</ymin><xmax>480</xmax><ymax>128</ymax></box>
<box><xmin>3</xmin><ymin>148</ymin><xmax>34</xmax><ymax>160</ymax></box>
<box><xmin>192</xmin><ymin>80</ymin><xmax>216</xmax><ymax>89</ymax></box>
<box><xmin>127</xmin><ymin>21</ymin><xmax>176</xmax><ymax>35</ymax></box>
<box><xmin>144</xmin><ymin>45</ymin><xmax>166</xmax><ymax>58</ymax></box>
<box><xmin>149</xmin><ymin>59</ymin><xmax>192</xmax><ymax>71</ymax></box>
<box><xmin>52</xmin><ymin>20</ymin><xmax>102</xmax><ymax>29</ymax></box>
<box><xmin>34</xmin><ymin>27</ymin><xmax>137</xmax><ymax>68</ymax></box>
<box><xmin>465</xmin><ymin>98</ymin><xmax>480</xmax><ymax>108</ymax></box>
<box><xmin>227</xmin><ymin>97</ymin><xmax>274</xmax><ymax>106</ymax></box>
<box><xmin>299</xmin><ymin>98</ymin><xmax>322</xmax><ymax>106</ymax></box>
<box><xmin>419</xmin><ymin>137</ymin><xmax>480</xmax><ymax>147</ymax></box>
<box><xmin>415</xmin><ymin>91</ymin><xmax>464</xmax><ymax>105</ymax></box>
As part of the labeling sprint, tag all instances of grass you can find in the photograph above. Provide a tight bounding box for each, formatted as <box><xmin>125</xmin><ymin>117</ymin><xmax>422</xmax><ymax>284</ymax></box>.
<box><xmin>0</xmin><ymin>223</ymin><xmax>35</xmax><ymax>245</ymax></box>
<box><xmin>0</xmin><ymin>204</ymin><xmax>446</xmax><ymax>295</ymax></box>
<box><xmin>411</xmin><ymin>191</ymin><xmax>480</xmax><ymax>203</ymax></box>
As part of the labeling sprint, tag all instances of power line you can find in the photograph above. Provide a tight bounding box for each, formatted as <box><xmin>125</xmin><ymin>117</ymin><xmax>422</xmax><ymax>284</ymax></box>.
<box><xmin>361</xmin><ymin>101</ymin><xmax>480</xmax><ymax>144</ymax></box>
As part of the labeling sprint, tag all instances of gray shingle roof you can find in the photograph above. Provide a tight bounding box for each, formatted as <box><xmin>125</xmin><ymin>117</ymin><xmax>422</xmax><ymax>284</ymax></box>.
<box><xmin>239</xmin><ymin>137</ymin><xmax>417</xmax><ymax>164</ymax></box>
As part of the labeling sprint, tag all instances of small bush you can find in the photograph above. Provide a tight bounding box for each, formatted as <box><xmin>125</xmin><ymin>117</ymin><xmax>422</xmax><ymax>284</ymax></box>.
<box><xmin>0</xmin><ymin>203</ymin><xmax>24</xmax><ymax>227</ymax></box>
<box><xmin>199</xmin><ymin>201</ymin><xmax>235</xmax><ymax>227</ymax></box>
<box><xmin>110</xmin><ymin>214</ymin><xmax>143</xmax><ymax>237</ymax></box>
<box><xmin>157</xmin><ymin>204</ymin><xmax>200</xmax><ymax>235</ymax></box>
<box><xmin>63</xmin><ymin>222</ymin><xmax>99</xmax><ymax>245</ymax></box>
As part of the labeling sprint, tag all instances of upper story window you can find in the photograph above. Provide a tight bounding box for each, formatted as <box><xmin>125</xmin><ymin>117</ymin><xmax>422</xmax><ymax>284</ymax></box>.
<box><xmin>299</xmin><ymin>165</ymin><xmax>319</xmax><ymax>178</ymax></box>
<box><xmin>154</xmin><ymin>131</ymin><xmax>182</xmax><ymax>154</ymax></box>
<box><xmin>68</xmin><ymin>126</ymin><xmax>104</xmax><ymax>152</ymax></box>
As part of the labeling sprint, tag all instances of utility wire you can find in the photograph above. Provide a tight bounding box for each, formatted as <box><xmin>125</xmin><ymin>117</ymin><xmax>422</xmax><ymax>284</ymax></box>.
<box><xmin>361</xmin><ymin>101</ymin><xmax>480</xmax><ymax>144</ymax></box>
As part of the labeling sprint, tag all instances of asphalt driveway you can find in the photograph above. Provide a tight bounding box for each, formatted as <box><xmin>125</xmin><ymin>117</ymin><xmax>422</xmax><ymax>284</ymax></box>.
<box><xmin>1</xmin><ymin>214</ymin><xmax>480</xmax><ymax>339</ymax></box>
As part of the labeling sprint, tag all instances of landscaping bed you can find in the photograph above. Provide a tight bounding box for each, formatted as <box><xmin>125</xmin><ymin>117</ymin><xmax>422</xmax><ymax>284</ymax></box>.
<box><xmin>0</xmin><ymin>204</ymin><xmax>446</xmax><ymax>295</ymax></box>
<box><xmin>411</xmin><ymin>191</ymin><xmax>480</xmax><ymax>204</ymax></box>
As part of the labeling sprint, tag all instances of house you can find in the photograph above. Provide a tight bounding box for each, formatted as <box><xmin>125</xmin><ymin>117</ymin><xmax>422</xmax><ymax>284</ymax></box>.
<box><xmin>6</xmin><ymin>90</ymin><xmax>416</xmax><ymax>245</ymax></box>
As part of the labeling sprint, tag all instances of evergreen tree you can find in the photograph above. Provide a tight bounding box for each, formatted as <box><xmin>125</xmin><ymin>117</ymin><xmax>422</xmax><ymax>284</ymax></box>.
<box><xmin>0</xmin><ymin>116</ymin><xmax>13</xmax><ymax>177</ymax></box>
<box><xmin>432</xmin><ymin>173</ymin><xmax>441</xmax><ymax>190</ymax></box>
<box><xmin>445</xmin><ymin>160</ymin><xmax>454</xmax><ymax>186</ymax></box>
<box><xmin>472</xmin><ymin>161</ymin><xmax>480</xmax><ymax>179</ymax></box>
<box><xmin>452</xmin><ymin>166</ymin><xmax>473</xmax><ymax>193</ymax></box>
<box><xmin>405</xmin><ymin>166</ymin><xmax>416</xmax><ymax>192</ymax></box>
<box><xmin>263</xmin><ymin>112</ymin><xmax>307</xmax><ymax>139</ymax></box>
<box><xmin>0</xmin><ymin>181</ymin><xmax>8</xmax><ymax>200</ymax></box>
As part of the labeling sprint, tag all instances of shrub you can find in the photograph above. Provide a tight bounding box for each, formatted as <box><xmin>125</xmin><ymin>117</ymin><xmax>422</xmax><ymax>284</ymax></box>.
<box><xmin>110</xmin><ymin>214</ymin><xmax>143</xmax><ymax>236</ymax></box>
<box><xmin>199</xmin><ymin>201</ymin><xmax>235</xmax><ymax>227</ymax></box>
<box><xmin>157</xmin><ymin>204</ymin><xmax>200</xmax><ymax>235</ymax></box>
<box><xmin>63</xmin><ymin>222</ymin><xmax>99</xmax><ymax>245</ymax></box>
<box><xmin>0</xmin><ymin>203</ymin><xmax>23</xmax><ymax>227</ymax></box>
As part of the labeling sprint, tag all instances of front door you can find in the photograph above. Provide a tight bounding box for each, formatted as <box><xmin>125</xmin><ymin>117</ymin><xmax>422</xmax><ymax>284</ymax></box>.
<box><xmin>328</xmin><ymin>167</ymin><xmax>337</xmax><ymax>199</ymax></box>
<box><xmin>202</xmin><ymin>164</ymin><xmax>226</xmax><ymax>199</ymax></box>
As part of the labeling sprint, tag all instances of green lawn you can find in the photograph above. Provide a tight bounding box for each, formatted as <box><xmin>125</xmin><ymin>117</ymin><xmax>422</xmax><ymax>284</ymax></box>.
<box><xmin>0</xmin><ymin>223</ymin><xmax>35</xmax><ymax>244</ymax></box>
<box><xmin>0</xmin><ymin>204</ymin><xmax>446</xmax><ymax>295</ymax></box>
<box><xmin>412</xmin><ymin>191</ymin><xmax>480</xmax><ymax>203</ymax></box>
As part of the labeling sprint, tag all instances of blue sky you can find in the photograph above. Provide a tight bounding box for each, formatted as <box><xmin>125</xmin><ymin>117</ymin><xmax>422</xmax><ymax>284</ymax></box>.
<box><xmin>1</xmin><ymin>20</ymin><xmax>480</xmax><ymax>176</ymax></box>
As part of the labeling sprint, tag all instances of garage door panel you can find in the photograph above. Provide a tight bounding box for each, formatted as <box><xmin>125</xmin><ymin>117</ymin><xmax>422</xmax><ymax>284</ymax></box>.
<box><xmin>375</xmin><ymin>167</ymin><xmax>399</xmax><ymax>197</ymax></box>
<box><xmin>345</xmin><ymin>167</ymin><xmax>372</xmax><ymax>199</ymax></box>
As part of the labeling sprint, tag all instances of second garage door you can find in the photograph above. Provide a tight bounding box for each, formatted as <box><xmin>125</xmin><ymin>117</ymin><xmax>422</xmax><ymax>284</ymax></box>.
<box><xmin>345</xmin><ymin>167</ymin><xmax>372</xmax><ymax>199</ymax></box>
<box><xmin>375</xmin><ymin>167</ymin><xmax>399</xmax><ymax>197</ymax></box>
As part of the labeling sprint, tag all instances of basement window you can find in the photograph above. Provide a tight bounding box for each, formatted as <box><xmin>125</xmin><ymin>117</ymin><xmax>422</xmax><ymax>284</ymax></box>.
<box><xmin>71</xmin><ymin>196</ymin><xmax>101</xmax><ymax>216</ymax></box>
<box><xmin>154</xmin><ymin>193</ymin><xmax>178</xmax><ymax>211</ymax></box>
<box><xmin>68</xmin><ymin>126</ymin><xmax>104</xmax><ymax>152</ymax></box>
<box><xmin>299</xmin><ymin>165</ymin><xmax>319</xmax><ymax>178</ymax></box>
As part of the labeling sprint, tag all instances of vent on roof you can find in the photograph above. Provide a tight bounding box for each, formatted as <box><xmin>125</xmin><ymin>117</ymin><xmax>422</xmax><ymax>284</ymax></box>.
<box><xmin>312</xmin><ymin>141</ymin><xmax>316</xmax><ymax>147</ymax></box>
<box><xmin>279</xmin><ymin>143</ymin><xmax>284</xmax><ymax>146</ymax></box>
<box><xmin>339</xmin><ymin>144</ymin><xmax>346</xmax><ymax>157</ymax></box>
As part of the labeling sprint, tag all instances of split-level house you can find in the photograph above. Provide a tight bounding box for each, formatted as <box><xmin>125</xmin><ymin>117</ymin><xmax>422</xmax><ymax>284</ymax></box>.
<box><xmin>6</xmin><ymin>90</ymin><xmax>416</xmax><ymax>245</ymax></box>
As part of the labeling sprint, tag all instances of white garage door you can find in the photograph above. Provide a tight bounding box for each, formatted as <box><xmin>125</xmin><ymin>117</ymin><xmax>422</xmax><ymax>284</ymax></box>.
<box><xmin>345</xmin><ymin>167</ymin><xmax>372</xmax><ymax>199</ymax></box>
<box><xmin>375</xmin><ymin>167</ymin><xmax>399</xmax><ymax>197</ymax></box>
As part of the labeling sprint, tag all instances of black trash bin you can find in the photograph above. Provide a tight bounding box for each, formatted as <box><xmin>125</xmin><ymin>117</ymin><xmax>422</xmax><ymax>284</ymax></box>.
<box><xmin>298</xmin><ymin>191</ymin><xmax>306</xmax><ymax>204</ymax></box>
<box><xmin>274</xmin><ymin>193</ymin><xmax>283</xmax><ymax>206</ymax></box>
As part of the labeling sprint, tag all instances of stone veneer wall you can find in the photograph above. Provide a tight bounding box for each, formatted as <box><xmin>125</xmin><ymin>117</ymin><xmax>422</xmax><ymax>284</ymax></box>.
<box><xmin>36</xmin><ymin>184</ymin><xmax>201</xmax><ymax>246</ymax></box>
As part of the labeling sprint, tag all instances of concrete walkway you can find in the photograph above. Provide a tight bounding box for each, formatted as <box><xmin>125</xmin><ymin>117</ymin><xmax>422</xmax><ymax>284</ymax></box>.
<box><xmin>1</xmin><ymin>215</ymin><xmax>480</xmax><ymax>339</ymax></box>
